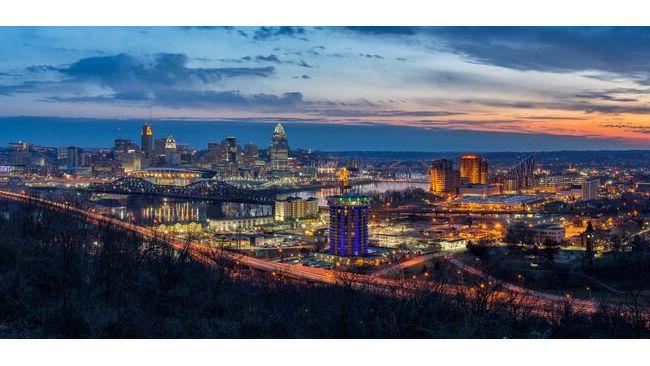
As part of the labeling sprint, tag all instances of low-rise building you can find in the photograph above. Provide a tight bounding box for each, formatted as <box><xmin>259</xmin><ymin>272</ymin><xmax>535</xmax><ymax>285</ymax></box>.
<box><xmin>456</xmin><ymin>194</ymin><xmax>545</xmax><ymax>210</ymax></box>
<box><xmin>531</xmin><ymin>224</ymin><xmax>566</xmax><ymax>244</ymax></box>
<box><xmin>459</xmin><ymin>184</ymin><xmax>500</xmax><ymax>197</ymax></box>
<box><xmin>208</xmin><ymin>216</ymin><xmax>274</xmax><ymax>232</ymax></box>
<box><xmin>274</xmin><ymin>196</ymin><xmax>318</xmax><ymax>221</ymax></box>
<box><xmin>506</xmin><ymin>222</ymin><xmax>566</xmax><ymax>244</ymax></box>
<box><xmin>130</xmin><ymin>168</ymin><xmax>215</xmax><ymax>186</ymax></box>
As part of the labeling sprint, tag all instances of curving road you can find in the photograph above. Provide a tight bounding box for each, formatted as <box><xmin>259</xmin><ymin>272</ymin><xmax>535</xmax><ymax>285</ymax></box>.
<box><xmin>1</xmin><ymin>189</ymin><xmax>644</xmax><ymax>319</ymax></box>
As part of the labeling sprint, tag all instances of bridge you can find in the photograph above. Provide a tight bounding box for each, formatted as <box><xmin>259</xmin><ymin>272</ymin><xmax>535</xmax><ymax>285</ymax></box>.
<box><xmin>0</xmin><ymin>188</ymin><xmax>636</xmax><ymax>320</ymax></box>
<box><xmin>87</xmin><ymin>177</ymin><xmax>276</xmax><ymax>204</ymax></box>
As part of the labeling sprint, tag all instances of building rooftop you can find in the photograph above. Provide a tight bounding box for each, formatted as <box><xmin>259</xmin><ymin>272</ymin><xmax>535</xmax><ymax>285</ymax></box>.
<box><xmin>327</xmin><ymin>194</ymin><xmax>371</xmax><ymax>205</ymax></box>
<box><xmin>132</xmin><ymin>167</ymin><xmax>216</xmax><ymax>179</ymax></box>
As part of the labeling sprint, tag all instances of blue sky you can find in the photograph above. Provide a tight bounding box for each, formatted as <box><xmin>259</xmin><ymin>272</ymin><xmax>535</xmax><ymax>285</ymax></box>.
<box><xmin>0</xmin><ymin>27</ymin><xmax>649</xmax><ymax>150</ymax></box>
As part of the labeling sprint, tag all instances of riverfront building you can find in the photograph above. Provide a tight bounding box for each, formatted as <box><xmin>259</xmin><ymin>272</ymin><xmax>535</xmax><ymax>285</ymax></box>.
<box><xmin>274</xmin><ymin>196</ymin><xmax>319</xmax><ymax>221</ymax></box>
<box><xmin>460</xmin><ymin>154</ymin><xmax>488</xmax><ymax>185</ymax></box>
<box><xmin>429</xmin><ymin>159</ymin><xmax>458</xmax><ymax>195</ymax></box>
<box><xmin>130</xmin><ymin>168</ymin><xmax>215</xmax><ymax>186</ymax></box>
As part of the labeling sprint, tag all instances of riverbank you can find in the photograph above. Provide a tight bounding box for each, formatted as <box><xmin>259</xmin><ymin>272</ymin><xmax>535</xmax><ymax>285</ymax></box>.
<box><xmin>264</xmin><ymin>179</ymin><xmax>375</xmax><ymax>194</ymax></box>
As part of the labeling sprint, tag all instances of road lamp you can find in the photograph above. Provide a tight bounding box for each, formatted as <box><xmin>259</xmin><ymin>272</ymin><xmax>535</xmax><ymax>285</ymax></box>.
<box><xmin>586</xmin><ymin>286</ymin><xmax>592</xmax><ymax>300</ymax></box>
<box><xmin>517</xmin><ymin>273</ymin><xmax>524</xmax><ymax>287</ymax></box>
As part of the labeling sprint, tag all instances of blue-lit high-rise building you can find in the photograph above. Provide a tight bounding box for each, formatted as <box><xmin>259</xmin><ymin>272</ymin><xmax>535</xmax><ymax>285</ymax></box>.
<box><xmin>327</xmin><ymin>195</ymin><xmax>370</xmax><ymax>257</ymax></box>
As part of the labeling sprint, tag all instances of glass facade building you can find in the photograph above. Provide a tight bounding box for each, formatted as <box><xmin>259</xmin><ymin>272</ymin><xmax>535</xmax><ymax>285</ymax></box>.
<box><xmin>460</xmin><ymin>154</ymin><xmax>488</xmax><ymax>185</ymax></box>
<box><xmin>327</xmin><ymin>195</ymin><xmax>370</xmax><ymax>257</ymax></box>
<box><xmin>270</xmin><ymin>123</ymin><xmax>289</xmax><ymax>171</ymax></box>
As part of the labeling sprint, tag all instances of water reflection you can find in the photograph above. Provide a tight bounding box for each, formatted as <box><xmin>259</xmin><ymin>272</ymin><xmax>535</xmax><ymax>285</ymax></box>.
<box><xmin>278</xmin><ymin>181</ymin><xmax>429</xmax><ymax>206</ymax></box>
<box><xmin>104</xmin><ymin>196</ymin><xmax>272</xmax><ymax>226</ymax></box>
<box><xmin>99</xmin><ymin>182</ymin><xmax>426</xmax><ymax>225</ymax></box>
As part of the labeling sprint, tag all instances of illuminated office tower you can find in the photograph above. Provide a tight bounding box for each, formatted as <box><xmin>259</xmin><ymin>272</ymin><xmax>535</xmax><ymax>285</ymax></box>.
<box><xmin>66</xmin><ymin>146</ymin><xmax>80</xmax><ymax>169</ymax></box>
<box><xmin>243</xmin><ymin>143</ymin><xmax>259</xmax><ymax>168</ymax></box>
<box><xmin>121</xmin><ymin>150</ymin><xmax>141</xmax><ymax>172</ymax></box>
<box><xmin>207</xmin><ymin>142</ymin><xmax>226</xmax><ymax>164</ymax></box>
<box><xmin>328</xmin><ymin>195</ymin><xmax>370</xmax><ymax>257</ymax></box>
<box><xmin>429</xmin><ymin>159</ymin><xmax>458</xmax><ymax>195</ymax></box>
<box><xmin>114</xmin><ymin>138</ymin><xmax>140</xmax><ymax>172</ymax></box>
<box><xmin>10</xmin><ymin>141</ymin><xmax>31</xmax><ymax>166</ymax></box>
<box><xmin>141</xmin><ymin>122</ymin><xmax>154</xmax><ymax>163</ymax></box>
<box><xmin>114</xmin><ymin>138</ymin><xmax>135</xmax><ymax>152</ymax></box>
<box><xmin>225</xmin><ymin>136</ymin><xmax>238</xmax><ymax>163</ymax></box>
<box><xmin>480</xmin><ymin>159</ymin><xmax>488</xmax><ymax>184</ymax></box>
<box><xmin>164</xmin><ymin>135</ymin><xmax>180</xmax><ymax>166</ymax></box>
<box><xmin>460</xmin><ymin>154</ymin><xmax>488</xmax><ymax>184</ymax></box>
<box><xmin>581</xmin><ymin>178</ymin><xmax>599</xmax><ymax>201</ymax></box>
<box><xmin>154</xmin><ymin>138</ymin><xmax>166</xmax><ymax>159</ymax></box>
<box><xmin>269</xmin><ymin>123</ymin><xmax>289</xmax><ymax>171</ymax></box>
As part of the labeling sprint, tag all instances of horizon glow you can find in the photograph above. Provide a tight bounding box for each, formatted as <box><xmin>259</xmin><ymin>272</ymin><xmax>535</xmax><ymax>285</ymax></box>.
<box><xmin>0</xmin><ymin>27</ymin><xmax>649</xmax><ymax>150</ymax></box>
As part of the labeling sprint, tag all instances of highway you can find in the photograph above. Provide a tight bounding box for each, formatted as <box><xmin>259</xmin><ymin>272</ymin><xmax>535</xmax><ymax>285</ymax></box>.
<box><xmin>370</xmin><ymin>252</ymin><xmax>448</xmax><ymax>277</ymax></box>
<box><xmin>1</xmin><ymin>189</ymin><xmax>645</xmax><ymax>319</ymax></box>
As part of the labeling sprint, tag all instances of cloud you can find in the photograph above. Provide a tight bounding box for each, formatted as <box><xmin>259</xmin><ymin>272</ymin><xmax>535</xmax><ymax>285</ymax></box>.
<box><xmin>296</xmin><ymin>60</ymin><xmax>312</xmax><ymax>68</ymax></box>
<box><xmin>0</xmin><ymin>53</ymin><xmax>276</xmax><ymax>101</ymax></box>
<box><xmin>0</xmin><ymin>52</ymin><xmax>306</xmax><ymax>112</ymax></box>
<box><xmin>25</xmin><ymin>65</ymin><xmax>58</xmax><ymax>73</ymax></box>
<box><xmin>308</xmin><ymin>46</ymin><xmax>325</xmax><ymax>56</ymax></box>
<box><xmin>59</xmin><ymin>53</ymin><xmax>274</xmax><ymax>90</ymax></box>
<box><xmin>457</xmin><ymin>97</ymin><xmax>650</xmax><ymax>115</ymax></box>
<box><xmin>242</xmin><ymin>54</ymin><xmax>283</xmax><ymax>64</ymax></box>
<box><xmin>0</xmin><ymin>80</ymin><xmax>53</xmax><ymax>95</ymax></box>
<box><xmin>344</xmin><ymin>27</ymin><xmax>418</xmax><ymax>36</ymax></box>
<box><xmin>253</xmin><ymin>26</ymin><xmax>308</xmax><ymax>41</ymax></box>
<box><xmin>359</xmin><ymin>53</ymin><xmax>385</xmax><ymax>59</ymax></box>
<box><xmin>49</xmin><ymin>90</ymin><xmax>305</xmax><ymax>110</ymax></box>
<box><xmin>315</xmin><ymin>109</ymin><xmax>464</xmax><ymax>118</ymax></box>
<box><xmin>152</xmin><ymin>90</ymin><xmax>304</xmax><ymax>109</ymax></box>
<box><xmin>575</xmin><ymin>91</ymin><xmax>638</xmax><ymax>102</ymax></box>
<box><xmin>600</xmin><ymin>122</ymin><xmax>650</xmax><ymax>134</ymax></box>
<box><xmin>428</xmin><ymin>27</ymin><xmax>650</xmax><ymax>80</ymax></box>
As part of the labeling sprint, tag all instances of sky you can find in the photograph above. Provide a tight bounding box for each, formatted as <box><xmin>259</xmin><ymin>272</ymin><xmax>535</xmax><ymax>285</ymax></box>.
<box><xmin>0</xmin><ymin>26</ymin><xmax>649</xmax><ymax>150</ymax></box>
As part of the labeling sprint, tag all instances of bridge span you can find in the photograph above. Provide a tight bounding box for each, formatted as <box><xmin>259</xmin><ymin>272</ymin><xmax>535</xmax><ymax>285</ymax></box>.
<box><xmin>87</xmin><ymin>177</ymin><xmax>276</xmax><ymax>204</ymax></box>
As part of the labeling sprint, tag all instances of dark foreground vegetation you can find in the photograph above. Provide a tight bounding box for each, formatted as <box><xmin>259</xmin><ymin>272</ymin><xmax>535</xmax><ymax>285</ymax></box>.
<box><xmin>0</xmin><ymin>201</ymin><xmax>648</xmax><ymax>338</ymax></box>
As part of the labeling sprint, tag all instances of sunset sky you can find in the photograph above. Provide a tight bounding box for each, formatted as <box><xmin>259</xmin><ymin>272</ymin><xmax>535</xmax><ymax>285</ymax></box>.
<box><xmin>1</xmin><ymin>27</ymin><xmax>649</xmax><ymax>150</ymax></box>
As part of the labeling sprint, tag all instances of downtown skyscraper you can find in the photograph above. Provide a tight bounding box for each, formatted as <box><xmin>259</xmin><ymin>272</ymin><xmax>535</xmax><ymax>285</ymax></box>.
<box><xmin>429</xmin><ymin>159</ymin><xmax>459</xmax><ymax>195</ymax></box>
<box><xmin>141</xmin><ymin>121</ymin><xmax>154</xmax><ymax>166</ymax></box>
<box><xmin>269</xmin><ymin>123</ymin><xmax>289</xmax><ymax>171</ymax></box>
<box><xmin>460</xmin><ymin>154</ymin><xmax>488</xmax><ymax>184</ymax></box>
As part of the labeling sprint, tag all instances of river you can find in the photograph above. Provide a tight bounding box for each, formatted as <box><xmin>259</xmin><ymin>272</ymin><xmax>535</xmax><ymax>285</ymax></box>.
<box><xmin>277</xmin><ymin>181</ymin><xmax>429</xmax><ymax>206</ymax></box>
<box><xmin>100</xmin><ymin>181</ymin><xmax>428</xmax><ymax>226</ymax></box>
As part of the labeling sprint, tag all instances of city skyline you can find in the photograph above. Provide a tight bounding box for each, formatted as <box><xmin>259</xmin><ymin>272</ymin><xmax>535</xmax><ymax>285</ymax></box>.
<box><xmin>3</xmin><ymin>116</ymin><xmax>649</xmax><ymax>152</ymax></box>
<box><xmin>1</xmin><ymin>22</ymin><xmax>650</xmax><ymax>343</ymax></box>
<box><xmin>1</xmin><ymin>27</ymin><xmax>650</xmax><ymax>150</ymax></box>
